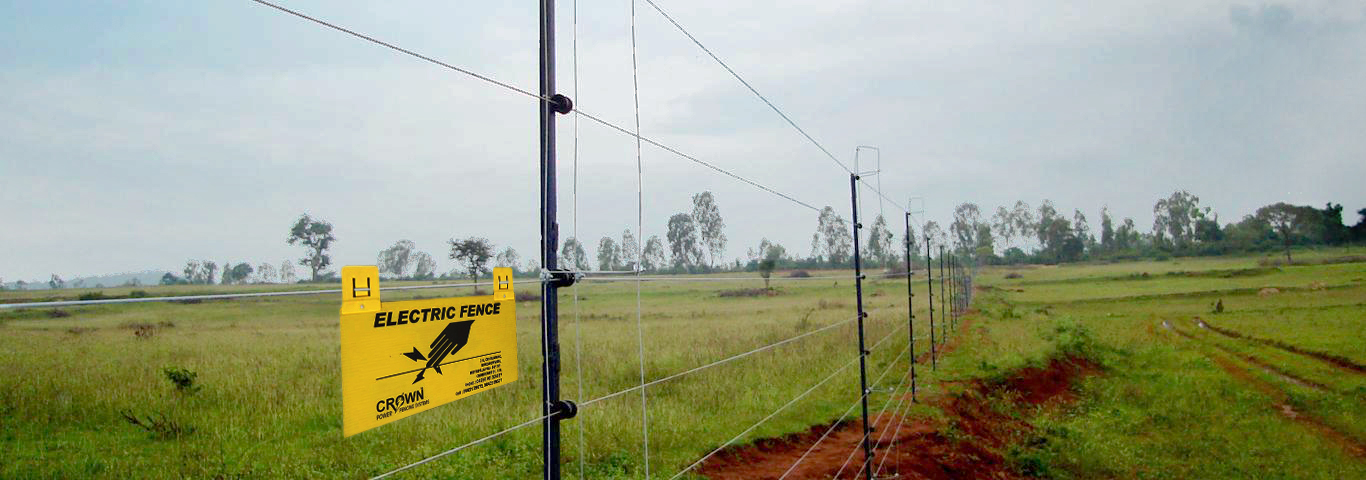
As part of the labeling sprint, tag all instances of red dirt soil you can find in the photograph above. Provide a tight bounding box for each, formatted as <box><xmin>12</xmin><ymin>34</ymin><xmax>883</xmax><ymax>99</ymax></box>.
<box><xmin>696</xmin><ymin>356</ymin><xmax>1101</xmax><ymax>480</ymax></box>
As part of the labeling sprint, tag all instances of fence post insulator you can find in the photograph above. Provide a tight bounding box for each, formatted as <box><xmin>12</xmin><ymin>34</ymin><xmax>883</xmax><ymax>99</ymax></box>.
<box><xmin>549</xmin><ymin>94</ymin><xmax>573</xmax><ymax>114</ymax></box>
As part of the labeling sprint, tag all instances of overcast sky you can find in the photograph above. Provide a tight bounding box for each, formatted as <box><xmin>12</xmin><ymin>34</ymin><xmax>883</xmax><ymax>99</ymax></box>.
<box><xmin>2</xmin><ymin>1</ymin><xmax>1364</xmax><ymax>281</ymax></box>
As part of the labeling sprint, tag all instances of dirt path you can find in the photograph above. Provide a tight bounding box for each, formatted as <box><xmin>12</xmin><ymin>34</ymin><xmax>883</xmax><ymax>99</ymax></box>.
<box><xmin>695</xmin><ymin>351</ymin><xmax>1100</xmax><ymax>480</ymax></box>
<box><xmin>1162</xmin><ymin>320</ymin><xmax>1366</xmax><ymax>459</ymax></box>
<box><xmin>1198</xmin><ymin>319</ymin><xmax>1366</xmax><ymax>375</ymax></box>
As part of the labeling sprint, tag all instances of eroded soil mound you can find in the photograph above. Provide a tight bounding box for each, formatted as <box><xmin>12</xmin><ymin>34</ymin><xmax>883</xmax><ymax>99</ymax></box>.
<box><xmin>697</xmin><ymin>356</ymin><xmax>1100</xmax><ymax>479</ymax></box>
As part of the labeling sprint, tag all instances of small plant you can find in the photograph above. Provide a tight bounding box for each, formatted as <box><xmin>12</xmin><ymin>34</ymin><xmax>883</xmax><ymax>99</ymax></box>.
<box><xmin>1213</xmin><ymin>299</ymin><xmax>1224</xmax><ymax>314</ymax></box>
<box><xmin>120</xmin><ymin>410</ymin><xmax>195</xmax><ymax>439</ymax></box>
<box><xmin>46</xmin><ymin>309</ymin><xmax>71</xmax><ymax>318</ymax></box>
<box><xmin>78</xmin><ymin>291</ymin><xmax>107</xmax><ymax>301</ymax></box>
<box><xmin>787</xmin><ymin>270</ymin><xmax>811</xmax><ymax>278</ymax></box>
<box><xmin>163</xmin><ymin>366</ymin><xmax>200</xmax><ymax>393</ymax></box>
<box><xmin>129</xmin><ymin>290</ymin><xmax>149</xmax><ymax>298</ymax></box>
<box><xmin>1005</xmin><ymin>272</ymin><xmax>1023</xmax><ymax>279</ymax></box>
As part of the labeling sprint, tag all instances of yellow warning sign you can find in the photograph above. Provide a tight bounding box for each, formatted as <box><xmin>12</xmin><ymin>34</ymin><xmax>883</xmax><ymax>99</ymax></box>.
<box><xmin>339</xmin><ymin>266</ymin><xmax>518</xmax><ymax>437</ymax></box>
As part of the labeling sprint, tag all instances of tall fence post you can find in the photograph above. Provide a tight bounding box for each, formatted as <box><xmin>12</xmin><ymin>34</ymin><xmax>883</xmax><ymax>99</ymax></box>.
<box><xmin>539</xmin><ymin>0</ymin><xmax>577</xmax><ymax>478</ymax></box>
<box><xmin>903</xmin><ymin>213</ymin><xmax>916</xmax><ymax>403</ymax></box>
<box><xmin>948</xmin><ymin>254</ymin><xmax>956</xmax><ymax>332</ymax></box>
<box><xmin>925</xmin><ymin>235</ymin><xmax>935</xmax><ymax>370</ymax></box>
<box><xmin>848</xmin><ymin>174</ymin><xmax>874</xmax><ymax>479</ymax></box>
<box><xmin>938</xmin><ymin>246</ymin><xmax>946</xmax><ymax>345</ymax></box>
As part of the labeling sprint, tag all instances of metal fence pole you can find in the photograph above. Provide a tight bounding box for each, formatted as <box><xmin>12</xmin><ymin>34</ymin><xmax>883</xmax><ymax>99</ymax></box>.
<box><xmin>539</xmin><ymin>0</ymin><xmax>578</xmax><ymax>477</ymax></box>
<box><xmin>848</xmin><ymin>174</ymin><xmax>874</xmax><ymax>479</ymax></box>
<box><xmin>925</xmin><ymin>235</ymin><xmax>935</xmax><ymax>370</ymax></box>
<box><xmin>938</xmin><ymin>246</ymin><xmax>946</xmax><ymax>345</ymax></box>
<box><xmin>903</xmin><ymin>213</ymin><xmax>916</xmax><ymax>402</ymax></box>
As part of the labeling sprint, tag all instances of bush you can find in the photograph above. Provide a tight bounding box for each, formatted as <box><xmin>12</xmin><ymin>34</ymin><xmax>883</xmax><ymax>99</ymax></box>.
<box><xmin>163</xmin><ymin>366</ymin><xmax>199</xmax><ymax>393</ymax></box>
<box><xmin>128</xmin><ymin>290</ymin><xmax>149</xmax><ymax>298</ymax></box>
<box><xmin>78</xmin><ymin>291</ymin><xmax>107</xmax><ymax>301</ymax></box>
<box><xmin>787</xmin><ymin>270</ymin><xmax>812</xmax><ymax>278</ymax></box>
<box><xmin>1004</xmin><ymin>272</ymin><xmax>1023</xmax><ymax>279</ymax></box>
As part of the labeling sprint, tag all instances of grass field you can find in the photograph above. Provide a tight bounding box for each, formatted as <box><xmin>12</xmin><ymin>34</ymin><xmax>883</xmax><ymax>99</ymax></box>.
<box><xmin>1</xmin><ymin>246</ymin><xmax>1363</xmax><ymax>478</ymax></box>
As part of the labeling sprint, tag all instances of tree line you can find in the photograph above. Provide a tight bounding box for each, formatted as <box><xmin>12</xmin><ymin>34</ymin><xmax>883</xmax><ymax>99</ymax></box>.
<box><xmin>945</xmin><ymin>191</ymin><xmax>1366</xmax><ymax>264</ymax></box>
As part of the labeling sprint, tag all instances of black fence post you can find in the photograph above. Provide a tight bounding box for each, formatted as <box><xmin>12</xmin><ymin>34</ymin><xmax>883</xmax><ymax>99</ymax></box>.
<box><xmin>539</xmin><ymin>0</ymin><xmax>577</xmax><ymax>478</ymax></box>
<box><xmin>903</xmin><ymin>213</ymin><xmax>916</xmax><ymax>403</ymax></box>
<box><xmin>948</xmin><ymin>254</ymin><xmax>956</xmax><ymax>332</ymax></box>
<box><xmin>925</xmin><ymin>235</ymin><xmax>935</xmax><ymax>370</ymax></box>
<box><xmin>938</xmin><ymin>246</ymin><xmax>946</xmax><ymax>346</ymax></box>
<box><xmin>848</xmin><ymin>174</ymin><xmax>874</xmax><ymax>479</ymax></box>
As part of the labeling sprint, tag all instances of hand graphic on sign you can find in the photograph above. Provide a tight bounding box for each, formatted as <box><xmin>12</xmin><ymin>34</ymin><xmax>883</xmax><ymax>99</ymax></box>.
<box><xmin>411</xmin><ymin>320</ymin><xmax>475</xmax><ymax>384</ymax></box>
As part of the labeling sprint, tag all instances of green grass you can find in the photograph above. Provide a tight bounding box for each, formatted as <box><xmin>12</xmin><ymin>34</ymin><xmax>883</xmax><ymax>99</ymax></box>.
<box><xmin>2</xmin><ymin>246</ymin><xmax>1363</xmax><ymax>478</ymax></box>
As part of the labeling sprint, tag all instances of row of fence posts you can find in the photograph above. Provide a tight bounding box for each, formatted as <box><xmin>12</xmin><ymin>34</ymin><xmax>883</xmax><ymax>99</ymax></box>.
<box><xmin>534</xmin><ymin>0</ymin><xmax>972</xmax><ymax>476</ymax></box>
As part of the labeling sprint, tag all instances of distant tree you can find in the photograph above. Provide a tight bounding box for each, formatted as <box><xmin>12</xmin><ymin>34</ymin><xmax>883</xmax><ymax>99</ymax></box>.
<box><xmin>523</xmin><ymin>258</ymin><xmax>540</xmax><ymax>276</ymax></box>
<box><xmin>220</xmin><ymin>260</ymin><xmax>231</xmax><ymax>285</ymax></box>
<box><xmin>975</xmin><ymin>223</ymin><xmax>995</xmax><ymax>259</ymax></box>
<box><xmin>951</xmin><ymin>203</ymin><xmax>982</xmax><ymax>254</ymax></box>
<box><xmin>448</xmin><ymin>237</ymin><xmax>494</xmax><ymax>288</ymax></box>
<box><xmin>991</xmin><ymin>206</ymin><xmax>1014</xmax><ymax>251</ymax></box>
<box><xmin>49</xmin><ymin>274</ymin><xmax>64</xmax><ymax>290</ymax></box>
<box><xmin>1035</xmin><ymin>200</ymin><xmax>1058</xmax><ymax>248</ymax></box>
<box><xmin>560</xmin><ymin>237</ymin><xmax>587</xmax><ymax>270</ymax></box>
<box><xmin>1115</xmin><ymin>218</ymin><xmax>1138</xmax><ymax>250</ymax></box>
<box><xmin>279</xmin><ymin>260</ymin><xmax>297</xmax><ymax>284</ymax></box>
<box><xmin>667</xmin><ymin>213</ymin><xmax>704</xmax><ymax>270</ymax></box>
<box><xmin>597</xmin><ymin>237</ymin><xmax>621</xmax><ymax>271</ymax></box>
<box><xmin>0</xmin><ymin>277</ymin><xmax>5</xmax><ymax>291</ymax></box>
<box><xmin>412</xmin><ymin>252</ymin><xmax>437</xmax><ymax>280</ymax></box>
<box><xmin>620</xmin><ymin>229</ymin><xmax>640</xmax><ymax>271</ymax></box>
<box><xmin>810</xmin><ymin>206</ymin><xmax>852</xmax><ymax>266</ymax></box>
<box><xmin>71</xmin><ymin>279</ymin><xmax>85</xmax><ymax>289</ymax></box>
<box><xmin>229</xmin><ymin>263</ymin><xmax>254</xmax><ymax>284</ymax></box>
<box><xmin>758</xmin><ymin>243</ymin><xmax>782</xmax><ymax>290</ymax></box>
<box><xmin>495</xmin><ymin>247</ymin><xmax>521</xmax><ymax>270</ymax></box>
<box><xmin>161</xmin><ymin>273</ymin><xmax>180</xmax><ymax>285</ymax></box>
<box><xmin>1319</xmin><ymin>203</ymin><xmax>1349</xmax><ymax>245</ymax></box>
<box><xmin>641</xmin><ymin>236</ymin><xmax>667</xmax><ymax>271</ymax></box>
<box><xmin>198</xmin><ymin>261</ymin><xmax>216</xmax><ymax>285</ymax></box>
<box><xmin>1353</xmin><ymin>208</ymin><xmax>1366</xmax><ymax>242</ymax></box>
<box><xmin>1152</xmin><ymin>190</ymin><xmax>1207</xmax><ymax>249</ymax></box>
<box><xmin>923</xmin><ymin>221</ymin><xmax>946</xmax><ymax>252</ymax></box>
<box><xmin>257</xmin><ymin>262</ymin><xmax>277</xmax><ymax>284</ymax></box>
<box><xmin>1072</xmin><ymin>210</ymin><xmax>1090</xmax><ymax>246</ymax></box>
<box><xmin>183</xmin><ymin>260</ymin><xmax>201</xmax><ymax>285</ymax></box>
<box><xmin>1010</xmin><ymin>201</ymin><xmax>1034</xmax><ymax>250</ymax></box>
<box><xmin>1256</xmin><ymin>203</ymin><xmax>1317</xmax><ymax>263</ymax></box>
<box><xmin>287</xmin><ymin>213</ymin><xmax>336</xmax><ymax>282</ymax></box>
<box><xmin>691</xmin><ymin>192</ymin><xmax>727</xmax><ymax>267</ymax></box>
<box><xmin>15</xmin><ymin>280</ymin><xmax>27</xmax><ymax>291</ymax></box>
<box><xmin>1194</xmin><ymin>215</ymin><xmax>1224</xmax><ymax>244</ymax></box>
<box><xmin>1099</xmin><ymin>207</ymin><xmax>1115</xmax><ymax>252</ymax></box>
<box><xmin>865</xmin><ymin>214</ymin><xmax>894</xmax><ymax>268</ymax></box>
<box><xmin>377</xmin><ymin>240</ymin><xmax>417</xmax><ymax>278</ymax></box>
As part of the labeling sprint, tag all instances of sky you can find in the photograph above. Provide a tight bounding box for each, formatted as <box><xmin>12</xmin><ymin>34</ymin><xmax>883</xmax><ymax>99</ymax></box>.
<box><xmin>2</xmin><ymin>0</ymin><xmax>1364</xmax><ymax>282</ymax></box>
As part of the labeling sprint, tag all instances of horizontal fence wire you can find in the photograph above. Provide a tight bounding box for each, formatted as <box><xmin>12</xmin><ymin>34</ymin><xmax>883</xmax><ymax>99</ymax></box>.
<box><xmin>0</xmin><ymin>269</ymin><xmax>918</xmax><ymax>309</ymax></box>
<box><xmin>580</xmin><ymin>313</ymin><xmax>861</xmax><ymax>408</ymax></box>
<box><xmin>370</xmin><ymin>412</ymin><xmax>552</xmax><ymax>479</ymax></box>
<box><xmin>777</xmin><ymin>339</ymin><xmax>911</xmax><ymax>479</ymax></box>
<box><xmin>668</xmin><ymin>353</ymin><xmax>864</xmax><ymax>479</ymax></box>
<box><xmin>0</xmin><ymin>281</ymin><xmax>498</xmax><ymax>310</ymax></box>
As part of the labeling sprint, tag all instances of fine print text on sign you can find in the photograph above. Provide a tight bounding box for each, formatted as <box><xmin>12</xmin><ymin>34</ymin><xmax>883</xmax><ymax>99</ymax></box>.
<box><xmin>339</xmin><ymin>266</ymin><xmax>518</xmax><ymax>437</ymax></box>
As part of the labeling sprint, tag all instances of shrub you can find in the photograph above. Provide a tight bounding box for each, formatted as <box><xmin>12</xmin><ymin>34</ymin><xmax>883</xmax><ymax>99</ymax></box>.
<box><xmin>78</xmin><ymin>291</ymin><xmax>107</xmax><ymax>301</ymax></box>
<box><xmin>47</xmin><ymin>309</ymin><xmax>71</xmax><ymax>318</ymax></box>
<box><xmin>128</xmin><ymin>290</ymin><xmax>149</xmax><ymax>298</ymax></box>
<box><xmin>163</xmin><ymin>366</ymin><xmax>199</xmax><ymax>393</ymax></box>
<box><xmin>1005</xmin><ymin>272</ymin><xmax>1023</xmax><ymax>279</ymax></box>
<box><xmin>787</xmin><ymin>270</ymin><xmax>812</xmax><ymax>278</ymax></box>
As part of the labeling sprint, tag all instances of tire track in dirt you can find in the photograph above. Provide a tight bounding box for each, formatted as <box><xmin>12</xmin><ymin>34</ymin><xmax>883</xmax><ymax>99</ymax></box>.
<box><xmin>1174</xmin><ymin>320</ymin><xmax>1334</xmax><ymax>392</ymax></box>
<box><xmin>1161</xmin><ymin>320</ymin><xmax>1366</xmax><ymax>459</ymax></box>
<box><xmin>1197</xmin><ymin>319</ymin><xmax>1366</xmax><ymax>375</ymax></box>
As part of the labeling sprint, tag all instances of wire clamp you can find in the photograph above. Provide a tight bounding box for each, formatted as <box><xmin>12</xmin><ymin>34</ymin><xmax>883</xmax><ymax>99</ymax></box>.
<box><xmin>549</xmin><ymin>94</ymin><xmax>573</xmax><ymax>114</ymax></box>
<box><xmin>549</xmin><ymin>270</ymin><xmax>577</xmax><ymax>288</ymax></box>
<box><xmin>551</xmin><ymin>400</ymin><xmax>578</xmax><ymax>420</ymax></box>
